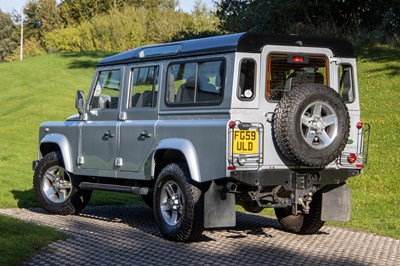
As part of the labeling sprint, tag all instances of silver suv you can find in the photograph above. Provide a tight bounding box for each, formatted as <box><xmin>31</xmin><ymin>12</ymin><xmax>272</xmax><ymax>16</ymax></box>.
<box><xmin>33</xmin><ymin>32</ymin><xmax>370</xmax><ymax>241</ymax></box>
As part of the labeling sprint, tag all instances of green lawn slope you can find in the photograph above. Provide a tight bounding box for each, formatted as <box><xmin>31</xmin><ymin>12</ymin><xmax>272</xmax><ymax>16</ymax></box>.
<box><xmin>0</xmin><ymin>49</ymin><xmax>399</xmax><ymax>240</ymax></box>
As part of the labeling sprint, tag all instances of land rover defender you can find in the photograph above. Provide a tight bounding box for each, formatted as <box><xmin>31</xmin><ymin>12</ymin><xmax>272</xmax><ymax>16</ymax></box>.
<box><xmin>33</xmin><ymin>32</ymin><xmax>370</xmax><ymax>241</ymax></box>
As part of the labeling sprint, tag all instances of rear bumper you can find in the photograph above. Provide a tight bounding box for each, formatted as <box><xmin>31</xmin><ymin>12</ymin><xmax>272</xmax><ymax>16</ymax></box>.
<box><xmin>230</xmin><ymin>168</ymin><xmax>360</xmax><ymax>187</ymax></box>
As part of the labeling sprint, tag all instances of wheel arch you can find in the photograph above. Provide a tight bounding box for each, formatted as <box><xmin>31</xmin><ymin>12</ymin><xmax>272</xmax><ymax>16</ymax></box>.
<box><xmin>39</xmin><ymin>134</ymin><xmax>74</xmax><ymax>173</ymax></box>
<box><xmin>153</xmin><ymin>138</ymin><xmax>201</xmax><ymax>182</ymax></box>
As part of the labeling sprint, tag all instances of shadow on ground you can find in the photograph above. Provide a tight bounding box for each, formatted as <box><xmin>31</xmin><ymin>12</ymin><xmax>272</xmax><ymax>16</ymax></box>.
<box><xmin>60</xmin><ymin>51</ymin><xmax>117</xmax><ymax>69</ymax></box>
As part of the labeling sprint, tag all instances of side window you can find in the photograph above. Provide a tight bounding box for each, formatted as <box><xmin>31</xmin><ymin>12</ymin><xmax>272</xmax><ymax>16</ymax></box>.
<box><xmin>90</xmin><ymin>69</ymin><xmax>121</xmax><ymax>110</ymax></box>
<box><xmin>166</xmin><ymin>60</ymin><xmax>224</xmax><ymax>105</ymax></box>
<box><xmin>238</xmin><ymin>59</ymin><xmax>256</xmax><ymax>100</ymax></box>
<box><xmin>267</xmin><ymin>54</ymin><xmax>327</xmax><ymax>101</ymax></box>
<box><xmin>130</xmin><ymin>66</ymin><xmax>159</xmax><ymax>108</ymax></box>
<box><xmin>339</xmin><ymin>64</ymin><xmax>354</xmax><ymax>102</ymax></box>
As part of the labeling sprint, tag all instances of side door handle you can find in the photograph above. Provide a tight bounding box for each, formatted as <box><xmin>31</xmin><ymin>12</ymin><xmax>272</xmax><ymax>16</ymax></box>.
<box><xmin>139</xmin><ymin>130</ymin><xmax>152</xmax><ymax>138</ymax></box>
<box><xmin>103</xmin><ymin>130</ymin><xmax>115</xmax><ymax>139</ymax></box>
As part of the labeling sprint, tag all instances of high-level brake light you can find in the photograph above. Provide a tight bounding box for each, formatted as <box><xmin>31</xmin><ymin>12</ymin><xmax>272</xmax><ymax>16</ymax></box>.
<box><xmin>291</xmin><ymin>56</ymin><xmax>304</xmax><ymax>63</ymax></box>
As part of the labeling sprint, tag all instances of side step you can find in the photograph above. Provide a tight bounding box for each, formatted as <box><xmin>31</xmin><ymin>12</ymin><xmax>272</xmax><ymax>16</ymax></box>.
<box><xmin>80</xmin><ymin>182</ymin><xmax>152</xmax><ymax>195</ymax></box>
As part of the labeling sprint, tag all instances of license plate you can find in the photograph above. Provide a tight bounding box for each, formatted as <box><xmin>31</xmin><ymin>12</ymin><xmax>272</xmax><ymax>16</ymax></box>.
<box><xmin>233</xmin><ymin>130</ymin><xmax>258</xmax><ymax>154</ymax></box>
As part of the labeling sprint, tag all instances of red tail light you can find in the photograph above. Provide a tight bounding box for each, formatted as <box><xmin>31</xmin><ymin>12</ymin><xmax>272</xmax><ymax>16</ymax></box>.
<box><xmin>228</xmin><ymin>120</ymin><xmax>236</xmax><ymax>129</ymax></box>
<box><xmin>356</xmin><ymin>122</ymin><xmax>363</xmax><ymax>129</ymax></box>
<box><xmin>347</xmin><ymin>153</ymin><xmax>357</xmax><ymax>164</ymax></box>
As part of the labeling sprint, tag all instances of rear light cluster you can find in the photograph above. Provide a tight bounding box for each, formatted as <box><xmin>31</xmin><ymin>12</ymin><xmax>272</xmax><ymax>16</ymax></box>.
<box><xmin>346</xmin><ymin>153</ymin><xmax>364</xmax><ymax>168</ymax></box>
<box><xmin>339</xmin><ymin>121</ymin><xmax>368</xmax><ymax>169</ymax></box>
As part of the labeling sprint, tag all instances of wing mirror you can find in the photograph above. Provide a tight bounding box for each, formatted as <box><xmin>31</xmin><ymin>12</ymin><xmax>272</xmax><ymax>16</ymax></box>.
<box><xmin>75</xmin><ymin>90</ymin><xmax>85</xmax><ymax>115</ymax></box>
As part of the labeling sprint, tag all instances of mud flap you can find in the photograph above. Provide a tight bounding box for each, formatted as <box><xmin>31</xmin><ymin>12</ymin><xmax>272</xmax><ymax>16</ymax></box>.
<box><xmin>204</xmin><ymin>182</ymin><xmax>236</xmax><ymax>228</ymax></box>
<box><xmin>321</xmin><ymin>183</ymin><xmax>352</xmax><ymax>221</ymax></box>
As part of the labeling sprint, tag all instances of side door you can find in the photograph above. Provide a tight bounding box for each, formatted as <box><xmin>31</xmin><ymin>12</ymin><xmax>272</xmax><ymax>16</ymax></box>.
<box><xmin>117</xmin><ymin>64</ymin><xmax>160</xmax><ymax>179</ymax></box>
<box><xmin>79</xmin><ymin>66</ymin><xmax>123</xmax><ymax>177</ymax></box>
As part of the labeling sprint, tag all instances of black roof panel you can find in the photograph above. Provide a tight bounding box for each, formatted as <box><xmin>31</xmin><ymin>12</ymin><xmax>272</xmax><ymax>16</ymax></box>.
<box><xmin>98</xmin><ymin>32</ymin><xmax>354</xmax><ymax>66</ymax></box>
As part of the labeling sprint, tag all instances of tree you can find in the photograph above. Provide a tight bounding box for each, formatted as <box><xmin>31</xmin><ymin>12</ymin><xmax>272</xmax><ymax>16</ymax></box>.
<box><xmin>59</xmin><ymin>0</ymin><xmax>177</xmax><ymax>26</ymax></box>
<box><xmin>215</xmin><ymin>0</ymin><xmax>400</xmax><ymax>43</ymax></box>
<box><xmin>24</xmin><ymin>0</ymin><xmax>60</xmax><ymax>41</ymax></box>
<box><xmin>0</xmin><ymin>10</ymin><xmax>18</xmax><ymax>62</ymax></box>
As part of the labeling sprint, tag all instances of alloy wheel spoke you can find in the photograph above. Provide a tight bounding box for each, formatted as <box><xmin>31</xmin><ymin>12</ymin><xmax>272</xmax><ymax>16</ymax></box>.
<box><xmin>58</xmin><ymin>181</ymin><xmax>72</xmax><ymax>190</ymax></box>
<box><xmin>45</xmin><ymin>172</ymin><xmax>57</xmax><ymax>183</ymax></box>
<box><xmin>312</xmin><ymin>103</ymin><xmax>322</xmax><ymax>117</ymax></box>
<box><xmin>305</xmin><ymin>131</ymin><xmax>316</xmax><ymax>145</ymax></box>
<box><xmin>319</xmin><ymin>131</ymin><xmax>333</xmax><ymax>146</ymax></box>
<box><xmin>58</xmin><ymin>190</ymin><xmax>66</xmax><ymax>201</ymax></box>
<box><xmin>323</xmin><ymin>114</ymin><xmax>337</xmax><ymax>126</ymax></box>
<box><xmin>170</xmin><ymin>211</ymin><xmax>178</xmax><ymax>224</ymax></box>
<box><xmin>44</xmin><ymin>187</ymin><xmax>57</xmax><ymax>198</ymax></box>
<box><xmin>301</xmin><ymin>116</ymin><xmax>313</xmax><ymax>127</ymax></box>
<box><xmin>160</xmin><ymin>202</ymin><xmax>171</xmax><ymax>211</ymax></box>
<box><xmin>165</xmin><ymin>183</ymin><xmax>175</xmax><ymax>198</ymax></box>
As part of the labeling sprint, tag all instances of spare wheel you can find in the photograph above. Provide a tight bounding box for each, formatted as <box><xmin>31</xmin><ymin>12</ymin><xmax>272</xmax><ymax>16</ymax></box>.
<box><xmin>273</xmin><ymin>83</ymin><xmax>350</xmax><ymax>167</ymax></box>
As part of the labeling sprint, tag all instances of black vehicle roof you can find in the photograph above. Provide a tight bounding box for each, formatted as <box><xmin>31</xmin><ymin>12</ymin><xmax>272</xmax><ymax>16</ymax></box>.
<box><xmin>98</xmin><ymin>32</ymin><xmax>354</xmax><ymax>66</ymax></box>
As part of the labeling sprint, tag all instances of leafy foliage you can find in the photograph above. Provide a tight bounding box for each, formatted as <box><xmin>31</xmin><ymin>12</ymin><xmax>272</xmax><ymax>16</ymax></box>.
<box><xmin>44</xmin><ymin>1</ymin><xmax>219</xmax><ymax>53</ymax></box>
<box><xmin>13</xmin><ymin>0</ymin><xmax>219</xmax><ymax>56</ymax></box>
<box><xmin>216</xmin><ymin>0</ymin><xmax>400</xmax><ymax>44</ymax></box>
<box><xmin>58</xmin><ymin>0</ymin><xmax>176</xmax><ymax>26</ymax></box>
<box><xmin>0</xmin><ymin>10</ymin><xmax>18</xmax><ymax>62</ymax></box>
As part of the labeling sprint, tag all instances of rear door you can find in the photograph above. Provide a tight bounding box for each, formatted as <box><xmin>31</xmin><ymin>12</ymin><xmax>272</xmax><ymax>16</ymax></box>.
<box><xmin>117</xmin><ymin>64</ymin><xmax>160</xmax><ymax>179</ymax></box>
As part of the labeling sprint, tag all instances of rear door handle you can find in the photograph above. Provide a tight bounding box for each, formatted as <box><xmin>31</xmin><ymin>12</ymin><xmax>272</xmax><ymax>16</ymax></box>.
<box><xmin>103</xmin><ymin>130</ymin><xmax>115</xmax><ymax>138</ymax></box>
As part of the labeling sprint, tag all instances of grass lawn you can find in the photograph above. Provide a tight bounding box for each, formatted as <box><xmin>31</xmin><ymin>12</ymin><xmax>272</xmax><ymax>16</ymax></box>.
<box><xmin>0</xmin><ymin>46</ymin><xmax>399</xmax><ymax>264</ymax></box>
<box><xmin>0</xmin><ymin>215</ymin><xmax>66</xmax><ymax>265</ymax></box>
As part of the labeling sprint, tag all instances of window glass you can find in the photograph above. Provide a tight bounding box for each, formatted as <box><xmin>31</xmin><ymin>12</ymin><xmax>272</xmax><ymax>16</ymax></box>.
<box><xmin>267</xmin><ymin>54</ymin><xmax>327</xmax><ymax>101</ymax></box>
<box><xmin>90</xmin><ymin>70</ymin><xmax>121</xmax><ymax>109</ymax></box>
<box><xmin>166</xmin><ymin>60</ymin><xmax>224</xmax><ymax>105</ymax></box>
<box><xmin>339</xmin><ymin>65</ymin><xmax>354</xmax><ymax>102</ymax></box>
<box><xmin>130</xmin><ymin>66</ymin><xmax>159</xmax><ymax>108</ymax></box>
<box><xmin>238</xmin><ymin>59</ymin><xmax>256</xmax><ymax>100</ymax></box>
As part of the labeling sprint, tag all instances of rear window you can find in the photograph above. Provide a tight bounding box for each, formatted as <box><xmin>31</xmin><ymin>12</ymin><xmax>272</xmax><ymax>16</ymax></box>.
<box><xmin>166</xmin><ymin>60</ymin><xmax>225</xmax><ymax>105</ymax></box>
<box><xmin>267</xmin><ymin>54</ymin><xmax>328</xmax><ymax>101</ymax></box>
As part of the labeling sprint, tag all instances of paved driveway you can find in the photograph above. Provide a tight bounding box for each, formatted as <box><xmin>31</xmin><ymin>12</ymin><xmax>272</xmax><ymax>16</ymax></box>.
<box><xmin>1</xmin><ymin>205</ymin><xmax>399</xmax><ymax>265</ymax></box>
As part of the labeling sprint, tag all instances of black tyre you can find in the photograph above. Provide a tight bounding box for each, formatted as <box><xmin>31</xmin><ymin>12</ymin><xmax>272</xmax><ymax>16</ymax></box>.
<box><xmin>33</xmin><ymin>152</ymin><xmax>92</xmax><ymax>215</ymax></box>
<box><xmin>240</xmin><ymin>200</ymin><xmax>264</xmax><ymax>213</ymax></box>
<box><xmin>273</xmin><ymin>83</ymin><xmax>349</xmax><ymax>167</ymax></box>
<box><xmin>274</xmin><ymin>192</ymin><xmax>325</xmax><ymax>234</ymax></box>
<box><xmin>140</xmin><ymin>194</ymin><xmax>153</xmax><ymax>208</ymax></box>
<box><xmin>154</xmin><ymin>163</ymin><xmax>204</xmax><ymax>242</ymax></box>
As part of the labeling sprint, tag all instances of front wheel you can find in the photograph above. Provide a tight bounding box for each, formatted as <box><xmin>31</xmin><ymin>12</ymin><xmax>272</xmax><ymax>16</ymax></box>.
<box><xmin>33</xmin><ymin>152</ymin><xmax>92</xmax><ymax>215</ymax></box>
<box><xmin>274</xmin><ymin>192</ymin><xmax>325</xmax><ymax>234</ymax></box>
<box><xmin>154</xmin><ymin>163</ymin><xmax>204</xmax><ymax>242</ymax></box>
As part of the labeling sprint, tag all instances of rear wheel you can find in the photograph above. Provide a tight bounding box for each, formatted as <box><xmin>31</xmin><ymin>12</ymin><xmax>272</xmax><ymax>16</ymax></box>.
<box><xmin>274</xmin><ymin>192</ymin><xmax>324</xmax><ymax>234</ymax></box>
<box><xmin>154</xmin><ymin>163</ymin><xmax>204</xmax><ymax>242</ymax></box>
<box><xmin>240</xmin><ymin>200</ymin><xmax>264</xmax><ymax>213</ymax></box>
<box><xmin>33</xmin><ymin>152</ymin><xmax>92</xmax><ymax>215</ymax></box>
<box><xmin>140</xmin><ymin>194</ymin><xmax>153</xmax><ymax>208</ymax></box>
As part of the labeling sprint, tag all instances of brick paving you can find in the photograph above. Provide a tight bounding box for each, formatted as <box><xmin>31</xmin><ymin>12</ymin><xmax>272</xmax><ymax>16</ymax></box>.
<box><xmin>1</xmin><ymin>205</ymin><xmax>399</xmax><ymax>265</ymax></box>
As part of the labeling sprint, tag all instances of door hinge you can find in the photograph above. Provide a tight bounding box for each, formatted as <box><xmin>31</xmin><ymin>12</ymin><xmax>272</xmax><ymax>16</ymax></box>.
<box><xmin>115</xmin><ymin>157</ymin><xmax>123</xmax><ymax>167</ymax></box>
<box><xmin>77</xmin><ymin>156</ymin><xmax>85</xmax><ymax>165</ymax></box>
<box><xmin>119</xmin><ymin>112</ymin><xmax>127</xmax><ymax>121</ymax></box>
